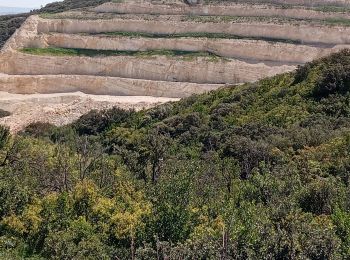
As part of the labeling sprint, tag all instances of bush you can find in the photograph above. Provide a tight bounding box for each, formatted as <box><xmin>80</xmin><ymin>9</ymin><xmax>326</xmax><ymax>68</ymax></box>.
<box><xmin>20</xmin><ymin>122</ymin><xmax>56</xmax><ymax>138</ymax></box>
<box><xmin>0</xmin><ymin>125</ymin><xmax>10</xmax><ymax>149</ymax></box>
<box><xmin>0</xmin><ymin>109</ymin><xmax>10</xmax><ymax>118</ymax></box>
<box><xmin>73</xmin><ymin>107</ymin><xmax>133</xmax><ymax>135</ymax></box>
<box><xmin>313</xmin><ymin>64</ymin><xmax>350</xmax><ymax>98</ymax></box>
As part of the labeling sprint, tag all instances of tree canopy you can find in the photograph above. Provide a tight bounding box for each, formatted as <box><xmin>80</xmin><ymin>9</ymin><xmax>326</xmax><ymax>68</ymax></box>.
<box><xmin>1</xmin><ymin>50</ymin><xmax>350</xmax><ymax>258</ymax></box>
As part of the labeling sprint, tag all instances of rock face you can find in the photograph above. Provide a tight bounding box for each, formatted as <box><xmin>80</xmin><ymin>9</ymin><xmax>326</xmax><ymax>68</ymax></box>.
<box><xmin>35</xmin><ymin>16</ymin><xmax>350</xmax><ymax>45</ymax></box>
<box><xmin>1</xmin><ymin>0</ymin><xmax>350</xmax><ymax>130</ymax></box>
<box><xmin>0</xmin><ymin>74</ymin><xmax>221</xmax><ymax>98</ymax></box>
<box><xmin>37</xmin><ymin>33</ymin><xmax>349</xmax><ymax>64</ymax></box>
<box><xmin>0</xmin><ymin>51</ymin><xmax>296</xmax><ymax>84</ymax></box>
<box><xmin>93</xmin><ymin>2</ymin><xmax>350</xmax><ymax>20</ymax></box>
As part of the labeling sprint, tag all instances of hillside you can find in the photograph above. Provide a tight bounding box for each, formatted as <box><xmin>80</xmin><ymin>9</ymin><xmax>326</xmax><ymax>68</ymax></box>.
<box><xmin>2</xmin><ymin>0</ymin><xmax>350</xmax><ymax>131</ymax></box>
<box><xmin>0</xmin><ymin>49</ymin><xmax>350</xmax><ymax>259</ymax></box>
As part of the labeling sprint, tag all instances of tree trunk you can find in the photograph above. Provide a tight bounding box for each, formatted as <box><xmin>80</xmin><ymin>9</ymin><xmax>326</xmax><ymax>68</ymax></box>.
<box><xmin>131</xmin><ymin>236</ymin><xmax>135</xmax><ymax>260</ymax></box>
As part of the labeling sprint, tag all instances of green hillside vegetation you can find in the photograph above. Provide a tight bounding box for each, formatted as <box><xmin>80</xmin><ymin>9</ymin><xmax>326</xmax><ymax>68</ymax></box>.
<box><xmin>0</xmin><ymin>50</ymin><xmax>350</xmax><ymax>259</ymax></box>
<box><xmin>0</xmin><ymin>15</ymin><xmax>27</xmax><ymax>48</ymax></box>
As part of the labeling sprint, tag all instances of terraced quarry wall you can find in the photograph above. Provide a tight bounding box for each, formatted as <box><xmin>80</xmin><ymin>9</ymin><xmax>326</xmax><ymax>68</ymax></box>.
<box><xmin>212</xmin><ymin>0</ymin><xmax>350</xmax><ymax>7</ymax></box>
<box><xmin>36</xmin><ymin>16</ymin><xmax>350</xmax><ymax>45</ymax></box>
<box><xmin>0</xmin><ymin>74</ymin><xmax>220</xmax><ymax>98</ymax></box>
<box><xmin>1</xmin><ymin>0</ymin><xmax>350</xmax><ymax>100</ymax></box>
<box><xmin>37</xmin><ymin>33</ymin><xmax>348</xmax><ymax>64</ymax></box>
<box><xmin>94</xmin><ymin>2</ymin><xmax>350</xmax><ymax>20</ymax></box>
<box><xmin>1</xmin><ymin>51</ymin><xmax>295</xmax><ymax>84</ymax></box>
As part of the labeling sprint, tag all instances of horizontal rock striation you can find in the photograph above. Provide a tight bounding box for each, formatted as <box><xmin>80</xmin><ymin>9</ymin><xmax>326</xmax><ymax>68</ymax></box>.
<box><xmin>1</xmin><ymin>0</ymin><xmax>350</xmax><ymax>102</ymax></box>
<box><xmin>93</xmin><ymin>2</ymin><xmax>350</xmax><ymax>20</ymax></box>
<box><xmin>37</xmin><ymin>33</ymin><xmax>349</xmax><ymax>64</ymax></box>
<box><xmin>0</xmin><ymin>52</ymin><xmax>295</xmax><ymax>84</ymax></box>
<box><xmin>36</xmin><ymin>16</ymin><xmax>350</xmax><ymax>45</ymax></box>
<box><xmin>0</xmin><ymin>74</ymin><xmax>222</xmax><ymax>98</ymax></box>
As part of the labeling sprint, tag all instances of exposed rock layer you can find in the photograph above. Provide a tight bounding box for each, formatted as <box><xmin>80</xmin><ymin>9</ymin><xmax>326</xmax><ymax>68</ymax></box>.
<box><xmin>0</xmin><ymin>74</ymin><xmax>222</xmax><ymax>98</ymax></box>
<box><xmin>37</xmin><ymin>33</ymin><xmax>349</xmax><ymax>64</ymax></box>
<box><xmin>36</xmin><ymin>16</ymin><xmax>350</xmax><ymax>45</ymax></box>
<box><xmin>94</xmin><ymin>2</ymin><xmax>350</xmax><ymax>20</ymax></box>
<box><xmin>0</xmin><ymin>52</ymin><xmax>295</xmax><ymax>84</ymax></box>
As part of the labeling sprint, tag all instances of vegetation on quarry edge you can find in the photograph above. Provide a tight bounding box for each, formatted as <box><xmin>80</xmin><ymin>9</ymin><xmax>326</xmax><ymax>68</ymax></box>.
<box><xmin>0</xmin><ymin>0</ymin><xmax>113</xmax><ymax>49</ymax></box>
<box><xmin>59</xmin><ymin>31</ymin><xmax>304</xmax><ymax>45</ymax></box>
<box><xmin>20</xmin><ymin>47</ymin><xmax>224</xmax><ymax>61</ymax></box>
<box><xmin>0</xmin><ymin>49</ymin><xmax>350</xmax><ymax>259</ymax></box>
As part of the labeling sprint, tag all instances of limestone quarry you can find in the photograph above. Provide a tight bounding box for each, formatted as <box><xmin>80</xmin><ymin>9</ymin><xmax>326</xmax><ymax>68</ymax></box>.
<box><xmin>1</xmin><ymin>0</ymin><xmax>350</xmax><ymax>131</ymax></box>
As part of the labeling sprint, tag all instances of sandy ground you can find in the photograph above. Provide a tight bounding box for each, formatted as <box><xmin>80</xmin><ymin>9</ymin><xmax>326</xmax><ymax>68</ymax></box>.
<box><xmin>0</xmin><ymin>91</ymin><xmax>179</xmax><ymax>133</ymax></box>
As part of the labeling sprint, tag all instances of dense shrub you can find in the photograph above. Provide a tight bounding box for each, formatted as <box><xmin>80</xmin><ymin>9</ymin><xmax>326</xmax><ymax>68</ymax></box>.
<box><xmin>73</xmin><ymin>107</ymin><xmax>134</xmax><ymax>135</ymax></box>
<box><xmin>0</xmin><ymin>109</ymin><xmax>10</xmax><ymax>118</ymax></box>
<box><xmin>313</xmin><ymin>64</ymin><xmax>350</xmax><ymax>98</ymax></box>
<box><xmin>1</xmin><ymin>47</ymin><xmax>350</xmax><ymax>259</ymax></box>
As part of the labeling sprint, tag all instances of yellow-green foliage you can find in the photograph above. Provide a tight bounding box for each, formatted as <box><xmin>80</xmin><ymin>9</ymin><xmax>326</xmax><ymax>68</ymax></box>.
<box><xmin>1</xmin><ymin>50</ymin><xmax>350</xmax><ymax>258</ymax></box>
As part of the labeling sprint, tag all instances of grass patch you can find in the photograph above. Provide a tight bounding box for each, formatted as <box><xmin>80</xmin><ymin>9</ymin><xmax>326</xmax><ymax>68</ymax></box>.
<box><xmin>313</xmin><ymin>5</ymin><xmax>350</xmax><ymax>13</ymax></box>
<box><xmin>186</xmin><ymin>14</ymin><xmax>350</xmax><ymax>27</ymax></box>
<box><xmin>324</xmin><ymin>17</ymin><xmax>350</xmax><ymax>26</ymax></box>
<box><xmin>92</xmin><ymin>31</ymin><xmax>302</xmax><ymax>45</ymax></box>
<box><xmin>20</xmin><ymin>47</ymin><xmax>225</xmax><ymax>61</ymax></box>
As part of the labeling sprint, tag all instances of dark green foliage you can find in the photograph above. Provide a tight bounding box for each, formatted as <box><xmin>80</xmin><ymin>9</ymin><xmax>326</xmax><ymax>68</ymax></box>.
<box><xmin>2</xmin><ymin>51</ymin><xmax>350</xmax><ymax>259</ymax></box>
<box><xmin>294</xmin><ymin>49</ymin><xmax>350</xmax><ymax>98</ymax></box>
<box><xmin>314</xmin><ymin>63</ymin><xmax>350</xmax><ymax>98</ymax></box>
<box><xmin>38</xmin><ymin>0</ymin><xmax>111</xmax><ymax>13</ymax></box>
<box><xmin>0</xmin><ymin>15</ymin><xmax>26</xmax><ymax>49</ymax></box>
<box><xmin>0</xmin><ymin>125</ymin><xmax>9</xmax><ymax>150</ymax></box>
<box><xmin>20</xmin><ymin>122</ymin><xmax>57</xmax><ymax>138</ymax></box>
<box><xmin>0</xmin><ymin>109</ymin><xmax>10</xmax><ymax>118</ymax></box>
<box><xmin>73</xmin><ymin>107</ymin><xmax>134</xmax><ymax>135</ymax></box>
